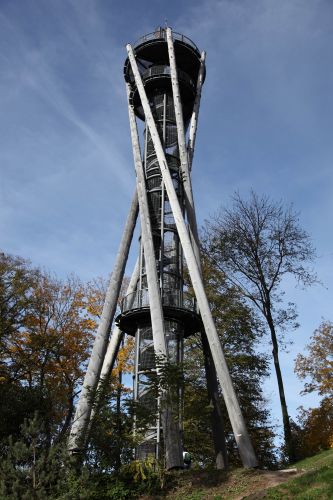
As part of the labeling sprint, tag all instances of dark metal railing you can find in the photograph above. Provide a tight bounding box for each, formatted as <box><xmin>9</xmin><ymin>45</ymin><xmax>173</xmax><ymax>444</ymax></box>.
<box><xmin>121</xmin><ymin>288</ymin><xmax>196</xmax><ymax>314</ymax></box>
<box><xmin>142</xmin><ymin>65</ymin><xmax>195</xmax><ymax>90</ymax></box>
<box><xmin>132</xmin><ymin>29</ymin><xmax>199</xmax><ymax>54</ymax></box>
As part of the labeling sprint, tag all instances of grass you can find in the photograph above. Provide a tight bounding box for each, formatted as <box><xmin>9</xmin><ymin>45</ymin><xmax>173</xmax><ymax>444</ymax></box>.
<box><xmin>265</xmin><ymin>449</ymin><xmax>333</xmax><ymax>499</ymax></box>
<box><xmin>153</xmin><ymin>449</ymin><xmax>333</xmax><ymax>499</ymax></box>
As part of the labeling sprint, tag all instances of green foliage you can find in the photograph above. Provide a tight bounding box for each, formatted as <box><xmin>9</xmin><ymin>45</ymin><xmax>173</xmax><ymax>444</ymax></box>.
<box><xmin>0</xmin><ymin>246</ymin><xmax>278</xmax><ymax>496</ymax></box>
<box><xmin>183</xmin><ymin>253</ymin><xmax>276</xmax><ymax>467</ymax></box>
<box><xmin>0</xmin><ymin>383</ymin><xmax>50</xmax><ymax>453</ymax></box>
<box><xmin>0</xmin><ymin>412</ymin><xmax>164</xmax><ymax>499</ymax></box>
<box><xmin>0</xmin><ymin>413</ymin><xmax>70</xmax><ymax>499</ymax></box>
<box><xmin>0</xmin><ymin>252</ymin><xmax>39</xmax><ymax>360</ymax></box>
<box><xmin>114</xmin><ymin>457</ymin><xmax>164</xmax><ymax>496</ymax></box>
<box><xmin>0</xmin><ymin>250</ymin><xmax>97</xmax><ymax>456</ymax></box>
<box><xmin>87</xmin><ymin>390</ymin><xmax>135</xmax><ymax>472</ymax></box>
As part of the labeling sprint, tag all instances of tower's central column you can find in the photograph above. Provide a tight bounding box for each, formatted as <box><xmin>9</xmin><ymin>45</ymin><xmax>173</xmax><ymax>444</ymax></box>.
<box><xmin>117</xmin><ymin>28</ymin><xmax>203</xmax><ymax>462</ymax></box>
<box><xmin>134</xmin><ymin>89</ymin><xmax>186</xmax><ymax>459</ymax></box>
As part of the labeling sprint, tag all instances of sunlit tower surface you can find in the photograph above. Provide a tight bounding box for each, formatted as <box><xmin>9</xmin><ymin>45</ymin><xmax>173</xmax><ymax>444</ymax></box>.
<box><xmin>68</xmin><ymin>27</ymin><xmax>258</xmax><ymax>472</ymax></box>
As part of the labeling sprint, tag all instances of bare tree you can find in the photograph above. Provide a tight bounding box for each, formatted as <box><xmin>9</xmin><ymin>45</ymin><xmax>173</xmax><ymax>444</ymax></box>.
<box><xmin>203</xmin><ymin>191</ymin><xmax>317</xmax><ymax>462</ymax></box>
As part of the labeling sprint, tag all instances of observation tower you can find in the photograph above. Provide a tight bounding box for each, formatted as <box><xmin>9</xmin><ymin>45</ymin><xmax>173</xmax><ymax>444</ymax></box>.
<box><xmin>119</xmin><ymin>27</ymin><xmax>205</xmax><ymax>465</ymax></box>
<box><xmin>69</xmin><ymin>27</ymin><xmax>258</xmax><ymax>471</ymax></box>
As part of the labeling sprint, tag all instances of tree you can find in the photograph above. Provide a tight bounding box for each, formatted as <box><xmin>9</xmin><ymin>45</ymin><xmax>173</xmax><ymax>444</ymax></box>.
<box><xmin>86</xmin><ymin>334</ymin><xmax>135</xmax><ymax>472</ymax></box>
<box><xmin>0</xmin><ymin>251</ymin><xmax>97</xmax><ymax>449</ymax></box>
<box><xmin>0</xmin><ymin>414</ymin><xmax>69</xmax><ymax>499</ymax></box>
<box><xmin>0</xmin><ymin>251</ymin><xmax>140</xmax><ymax>495</ymax></box>
<box><xmin>84</xmin><ymin>274</ymin><xmax>135</xmax><ymax>470</ymax></box>
<box><xmin>0</xmin><ymin>253</ymin><xmax>42</xmax><ymax>447</ymax></box>
<box><xmin>7</xmin><ymin>273</ymin><xmax>95</xmax><ymax>444</ymax></box>
<box><xmin>295</xmin><ymin>321</ymin><xmax>333</xmax><ymax>397</ymax></box>
<box><xmin>0</xmin><ymin>252</ymin><xmax>38</xmax><ymax>374</ymax></box>
<box><xmin>87</xmin><ymin>368</ymin><xmax>134</xmax><ymax>472</ymax></box>
<box><xmin>295</xmin><ymin>399</ymin><xmax>333</xmax><ymax>458</ymax></box>
<box><xmin>183</xmin><ymin>254</ymin><xmax>276</xmax><ymax>468</ymax></box>
<box><xmin>293</xmin><ymin>321</ymin><xmax>333</xmax><ymax>458</ymax></box>
<box><xmin>203</xmin><ymin>192</ymin><xmax>317</xmax><ymax>462</ymax></box>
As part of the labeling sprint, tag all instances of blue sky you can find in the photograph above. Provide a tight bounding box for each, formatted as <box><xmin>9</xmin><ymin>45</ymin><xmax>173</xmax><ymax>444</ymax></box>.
<box><xmin>1</xmin><ymin>0</ymin><xmax>333</xmax><ymax>438</ymax></box>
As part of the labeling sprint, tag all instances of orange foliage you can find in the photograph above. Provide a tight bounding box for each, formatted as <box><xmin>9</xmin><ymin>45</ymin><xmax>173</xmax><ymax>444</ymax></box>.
<box><xmin>3</xmin><ymin>271</ymin><xmax>98</xmax><ymax>436</ymax></box>
<box><xmin>297</xmin><ymin>397</ymin><xmax>333</xmax><ymax>456</ymax></box>
<box><xmin>1</xmin><ymin>251</ymin><xmax>134</xmax><ymax>439</ymax></box>
<box><xmin>295</xmin><ymin>321</ymin><xmax>333</xmax><ymax>397</ymax></box>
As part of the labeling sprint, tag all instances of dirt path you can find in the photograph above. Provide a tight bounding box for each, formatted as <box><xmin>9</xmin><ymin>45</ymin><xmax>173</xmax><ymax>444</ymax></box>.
<box><xmin>236</xmin><ymin>469</ymin><xmax>303</xmax><ymax>499</ymax></box>
<box><xmin>157</xmin><ymin>467</ymin><xmax>304</xmax><ymax>499</ymax></box>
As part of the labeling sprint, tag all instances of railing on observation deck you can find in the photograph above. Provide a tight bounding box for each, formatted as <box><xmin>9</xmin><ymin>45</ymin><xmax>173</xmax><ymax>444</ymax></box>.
<box><xmin>132</xmin><ymin>29</ymin><xmax>199</xmax><ymax>54</ymax></box>
<box><xmin>142</xmin><ymin>65</ymin><xmax>195</xmax><ymax>90</ymax></box>
<box><xmin>121</xmin><ymin>288</ymin><xmax>197</xmax><ymax>314</ymax></box>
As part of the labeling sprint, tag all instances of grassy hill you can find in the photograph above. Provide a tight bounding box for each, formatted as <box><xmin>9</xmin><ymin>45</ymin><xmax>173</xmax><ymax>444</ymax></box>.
<box><xmin>148</xmin><ymin>449</ymin><xmax>333</xmax><ymax>499</ymax></box>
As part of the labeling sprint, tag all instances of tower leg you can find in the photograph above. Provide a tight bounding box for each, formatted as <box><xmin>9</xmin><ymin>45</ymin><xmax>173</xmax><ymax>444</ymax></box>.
<box><xmin>201</xmin><ymin>332</ymin><xmax>228</xmax><ymax>469</ymax></box>
<box><xmin>166</xmin><ymin>28</ymin><xmax>201</xmax><ymax>268</ymax></box>
<box><xmin>98</xmin><ymin>258</ymin><xmax>140</xmax><ymax>386</ymax></box>
<box><xmin>187</xmin><ymin>51</ymin><xmax>206</xmax><ymax>171</ymax></box>
<box><xmin>167</xmin><ymin>30</ymin><xmax>227</xmax><ymax>469</ymax></box>
<box><xmin>127</xmin><ymin>86</ymin><xmax>183</xmax><ymax>469</ymax></box>
<box><xmin>127</xmin><ymin>45</ymin><xmax>258</xmax><ymax>468</ymax></box>
<box><xmin>68</xmin><ymin>190</ymin><xmax>138</xmax><ymax>455</ymax></box>
<box><xmin>86</xmin><ymin>258</ymin><xmax>140</xmax><ymax>441</ymax></box>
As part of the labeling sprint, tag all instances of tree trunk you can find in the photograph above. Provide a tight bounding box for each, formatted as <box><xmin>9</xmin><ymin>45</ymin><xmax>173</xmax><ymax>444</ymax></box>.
<box><xmin>201</xmin><ymin>332</ymin><xmax>228</xmax><ymax>469</ymax></box>
<box><xmin>57</xmin><ymin>394</ymin><xmax>74</xmax><ymax>443</ymax></box>
<box><xmin>266</xmin><ymin>309</ymin><xmax>295</xmax><ymax>463</ymax></box>
<box><xmin>116</xmin><ymin>366</ymin><xmax>122</xmax><ymax>469</ymax></box>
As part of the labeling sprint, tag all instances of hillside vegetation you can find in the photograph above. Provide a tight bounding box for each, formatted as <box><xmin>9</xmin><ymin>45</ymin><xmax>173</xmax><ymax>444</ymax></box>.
<box><xmin>150</xmin><ymin>449</ymin><xmax>333</xmax><ymax>500</ymax></box>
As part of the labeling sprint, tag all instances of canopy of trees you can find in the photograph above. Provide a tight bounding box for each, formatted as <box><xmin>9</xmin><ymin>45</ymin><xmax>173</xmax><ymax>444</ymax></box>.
<box><xmin>0</xmin><ymin>253</ymin><xmax>97</xmax><ymax>447</ymax></box>
<box><xmin>0</xmin><ymin>251</ymin><xmax>137</xmax><ymax>497</ymax></box>
<box><xmin>0</xmin><ymin>222</ymin><xmax>323</xmax><ymax>496</ymax></box>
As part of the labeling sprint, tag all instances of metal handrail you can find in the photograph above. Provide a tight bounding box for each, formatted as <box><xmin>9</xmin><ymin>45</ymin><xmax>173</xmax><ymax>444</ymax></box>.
<box><xmin>121</xmin><ymin>288</ymin><xmax>196</xmax><ymax>314</ymax></box>
<box><xmin>132</xmin><ymin>29</ymin><xmax>199</xmax><ymax>54</ymax></box>
<box><xmin>142</xmin><ymin>65</ymin><xmax>195</xmax><ymax>90</ymax></box>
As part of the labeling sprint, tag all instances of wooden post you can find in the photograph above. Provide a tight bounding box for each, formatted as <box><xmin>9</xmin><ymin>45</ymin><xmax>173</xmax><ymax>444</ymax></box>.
<box><xmin>188</xmin><ymin>51</ymin><xmax>206</xmax><ymax>171</ymax></box>
<box><xmin>86</xmin><ymin>258</ymin><xmax>140</xmax><ymax>440</ymax></box>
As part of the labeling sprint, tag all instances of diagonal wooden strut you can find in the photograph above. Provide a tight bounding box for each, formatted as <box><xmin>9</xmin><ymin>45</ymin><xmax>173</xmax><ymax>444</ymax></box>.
<box><xmin>126</xmin><ymin>85</ymin><xmax>167</xmax><ymax>360</ymax></box>
<box><xmin>127</xmin><ymin>43</ymin><xmax>258</xmax><ymax>468</ymax></box>
<box><xmin>86</xmin><ymin>258</ymin><xmax>140</xmax><ymax>440</ymax></box>
<box><xmin>68</xmin><ymin>189</ymin><xmax>138</xmax><ymax>455</ymax></box>
<box><xmin>166</xmin><ymin>27</ymin><xmax>201</xmax><ymax>270</ymax></box>
<box><xmin>98</xmin><ymin>258</ymin><xmax>140</xmax><ymax>386</ymax></box>
<box><xmin>167</xmin><ymin>28</ymin><xmax>227</xmax><ymax>469</ymax></box>
<box><xmin>188</xmin><ymin>51</ymin><xmax>206</xmax><ymax>171</ymax></box>
<box><xmin>126</xmin><ymin>83</ymin><xmax>183</xmax><ymax>469</ymax></box>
